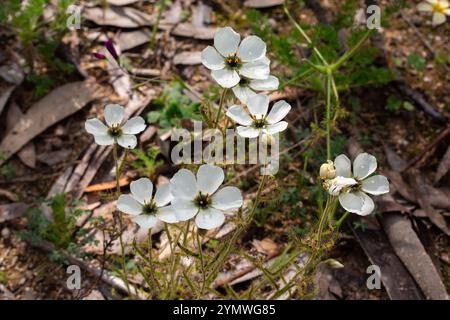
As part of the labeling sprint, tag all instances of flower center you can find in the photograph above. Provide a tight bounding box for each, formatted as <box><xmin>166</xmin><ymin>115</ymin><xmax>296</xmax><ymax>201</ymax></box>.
<box><xmin>194</xmin><ymin>192</ymin><xmax>210</xmax><ymax>209</ymax></box>
<box><xmin>432</xmin><ymin>3</ymin><xmax>445</xmax><ymax>13</ymax></box>
<box><xmin>225</xmin><ymin>53</ymin><xmax>241</xmax><ymax>69</ymax></box>
<box><xmin>252</xmin><ymin>118</ymin><xmax>267</xmax><ymax>129</ymax></box>
<box><xmin>142</xmin><ymin>202</ymin><xmax>158</xmax><ymax>216</ymax></box>
<box><xmin>239</xmin><ymin>77</ymin><xmax>250</xmax><ymax>86</ymax></box>
<box><xmin>108</xmin><ymin>125</ymin><xmax>123</xmax><ymax>138</ymax></box>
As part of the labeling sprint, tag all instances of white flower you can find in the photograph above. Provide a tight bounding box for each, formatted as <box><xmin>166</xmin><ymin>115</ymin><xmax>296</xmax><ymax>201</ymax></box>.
<box><xmin>226</xmin><ymin>94</ymin><xmax>291</xmax><ymax>138</ymax></box>
<box><xmin>117</xmin><ymin>178</ymin><xmax>178</xmax><ymax>229</ymax></box>
<box><xmin>326</xmin><ymin>153</ymin><xmax>390</xmax><ymax>216</ymax></box>
<box><xmin>85</xmin><ymin>104</ymin><xmax>146</xmax><ymax>149</ymax></box>
<box><xmin>418</xmin><ymin>0</ymin><xmax>450</xmax><ymax>26</ymax></box>
<box><xmin>201</xmin><ymin>27</ymin><xmax>269</xmax><ymax>89</ymax></box>
<box><xmin>169</xmin><ymin>164</ymin><xmax>243</xmax><ymax>230</ymax></box>
<box><xmin>232</xmin><ymin>75</ymin><xmax>279</xmax><ymax>104</ymax></box>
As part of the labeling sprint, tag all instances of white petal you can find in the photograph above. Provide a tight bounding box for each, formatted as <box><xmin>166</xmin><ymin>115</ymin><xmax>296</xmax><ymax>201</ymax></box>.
<box><xmin>157</xmin><ymin>205</ymin><xmax>179</xmax><ymax>223</ymax></box>
<box><xmin>104</xmin><ymin>104</ymin><xmax>124</xmax><ymax>127</ymax></box>
<box><xmin>239</xmin><ymin>58</ymin><xmax>270</xmax><ymax>80</ymax></box>
<box><xmin>172</xmin><ymin>199</ymin><xmax>198</xmax><ymax>221</ymax></box>
<box><xmin>249</xmin><ymin>75</ymin><xmax>279</xmax><ymax>91</ymax></box>
<box><xmin>214</xmin><ymin>27</ymin><xmax>240</xmax><ymax>57</ymax></box>
<box><xmin>117</xmin><ymin>134</ymin><xmax>137</xmax><ymax>149</ymax></box>
<box><xmin>226</xmin><ymin>105</ymin><xmax>253</xmax><ymax>126</ymax></box>
<box><xmin>417</xmin><ymin>2</ymin><xmax>433</xmax><ymax>11</ymax></box>
<box><xmin>247</xmin><ymin>94</ymin><xmax>269</xmax><ymax>119</ymax></box>
<box><xmin>236</xmin><ymin>126</ymin><xmax>260</xmax><ymax>138</ymax></box>
<box><xmin>201</xmin><ymin>46</ymin><xmax>226</xmax><ymax>70</ymax></box>
<box><xmin>353</xmin><ymin>153</ymin><xmax>377</xmax><ymax>180</ymax></box>
<box><xmin>265</xmin><ymin>100</ymin><xmax>291</xmax><ymax>124</ymax></box>
<box><xmin>334</xmin><ymin>154</ymin><xmax>352</xmax><ymax>178</ymax></box>
<box><xmin>237</xmin><ymin>35</ymin><xmax>266</xmax><ymax>62</ymax></box>
<box><xmin>85</xmin><ymin>118</ymin><xmax>108</xmax><ymax>135</ymax></box>
<box><xmin>327</xmin><ymin>177</ymin><xmax>357</xmax><ymax>196</ymax></box>
<box><xmin>263</xmin><ymin>121</ymin><xmax>288</xmax><ymax>134</ymax></box>
<box><xmin>155</xmin><ymin>183</ymin><xmax>172</xmax><ymax>207</ymax></box>
<box><xmin>93</xmin><ymin>134</ymin><xmax>114</xmax><ymax>146</ymax></box>
<box><xmin>211</xmin><ymin>186</ymin><xmax>243</xmax><ymax>210</ymax></box>
<box><xmin>117</xmin><ymin>194</ymin><xmax>142</xmax><ymax>216</ymax></box>
<box><xmin>122</xmin><ymin>117</ymin><xmax>146</xmax><ymax>134</ymax></box>
<box><xmin>361</xmin><ymin>175</ymin><xmax>389</xmax><ymax>195</ymax></box>
<box><xmin>432</xmin><ymin>12</ymin><xmax>447</xmax><ymax>25</ymax></box>
<box><xmin>170</xmin><ymin>169</ymin><xmax>198</xmax><ymax>200</ymax></box>
<box><xmin>197</xmin><ymin>164</ymin><xmax>224</xmax><ymax>195</ymax></box>
<box><xmin>339</xmin><ymin>191</ymin><xmax>375</xmax><ymax>216</ymax></box>
<box><xmin>130</xmin><ymin>178</ymin><xmax>153</xmax><ymax>205</ymax></box>
<box><xmin>133</xmin><ymin>215</ymin><xmax>157</xmax><ymax>229</ymax></box>
<box><xmin>231</xmin><ymin>85</ymin><xmax>256</xmax><ymax>104</ymax></box>
<box><xmin>195</xmin><ymin>208</ymin><xmax>225</xmax><ymax>230</ymax></box>
<box><xmin>211</xmin><ymin>69</ymin><xmax>240</xmax><ymax>88</ymax></box>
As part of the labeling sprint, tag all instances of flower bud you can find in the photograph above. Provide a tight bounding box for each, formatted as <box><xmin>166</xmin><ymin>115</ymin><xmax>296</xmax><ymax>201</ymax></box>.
<box><xmin>324</xmin><ymin>258</ymin><xmax>344</xmax><ymax>269</ymax></box>
<box><xmin>319</xmin><ymin>160</ymin><xmax>336</xmax><ymax>180</ymax></box>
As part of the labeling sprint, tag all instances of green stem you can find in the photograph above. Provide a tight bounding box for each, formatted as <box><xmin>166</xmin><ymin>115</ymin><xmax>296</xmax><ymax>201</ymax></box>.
<box><xmin>149</xmin><ymin>0</ymin><xmax>166</xmax><ymax>48</ymax></box>
<box><xmin>325</xmin><ymin>71</ymin><xmax>332</xmax><ymax>160</ymax></box>
<box><xmin>214</xmin><ymin>88</ymin><xmax>228</xmax><ymax>128</ymax></box>
<box><xmin>196</xmin><ymin>228</ymin><xmax>206</xmax><ymax>297</ymax></box>
<box><xmin>113</xmin><ymin>143</ymin><xmax>131</xmax><ymax>296</ymax></box>
<box><xmin>283</xmin><ymin>2</ymin><xmax>328</xmax><ymax>65</ymax></box>
<box><xmin>335</xmin><ymin>211</ymin><xmax>350</xmax><ymax>229</ymax></box>
<box><xmin>206</xmin><ymin>174</ymin><xmax>268</xmax><ymax>285</ymax></box>
<box><xmin>330</xmin><ymin>29</ymin><xmax>374</xmax><ymax>71</ymax></box>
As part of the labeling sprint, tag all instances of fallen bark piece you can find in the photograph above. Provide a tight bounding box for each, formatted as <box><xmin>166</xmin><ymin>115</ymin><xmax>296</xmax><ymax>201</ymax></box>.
<box><xmin>0</xmin><ymin>81</ymin><xmax>100</xmax><ymax>166</ymax></box>
<box><xmin>350</xmin><ymin>216</ymin><xmax>424</xmax><ymax>300</ymax></box>
<box><xmin>85</xmin><ymin>177</ymin><xmax>130</xmax><ymax>193</ymax></box>
<box><xmin>381</xmin><ymin>213</ymin><xmax>449</xmax><ymax>300</ymax></box>
<box><xmin>107</xmin><ymin>0</ymin><xmax>140</xmax><ymax>5</ymax></box>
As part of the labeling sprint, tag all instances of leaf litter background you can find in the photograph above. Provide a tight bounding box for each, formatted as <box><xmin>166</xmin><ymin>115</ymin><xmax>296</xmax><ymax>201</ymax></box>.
<box><xmin>0</xmin><ymin>0</ymin><xmax>449</xmax><ymax>300</ymax></box>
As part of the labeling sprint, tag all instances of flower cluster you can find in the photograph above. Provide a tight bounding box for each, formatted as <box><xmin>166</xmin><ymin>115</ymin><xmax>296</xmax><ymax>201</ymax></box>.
<box><xmin>320</xmin><ymin>153</ymin><xmax>389</xmax><ymax>216</ymax></box>
<box><xmin>418</xmin><ymin>0</ymin><xmax>450</xmax><ymax>26</ymax></box>
<box><xmin>201</xmin><ymin>27</ymin><xmax>279</xmax><ymax>103</ymax></box>
<box><xmin>118</xmin><ymin>164</ymin><xmax>243</xmax><ymax>230</ymax></box>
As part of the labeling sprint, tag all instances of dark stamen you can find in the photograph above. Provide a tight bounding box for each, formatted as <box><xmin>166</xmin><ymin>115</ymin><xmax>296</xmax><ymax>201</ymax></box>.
<box><xmin>108</xmin><ymin>125</ymin><xmax>123</xmax><ymax>138</ymax></box>
<box><xmin>194</xmin><ymin>192</ymin><xmax>210</xmax><ymax>209</ymax></box>
<box><xmin>225</xmin><ymin>53</ymin><xmax>241</xmax><ymax>69</ymax></box>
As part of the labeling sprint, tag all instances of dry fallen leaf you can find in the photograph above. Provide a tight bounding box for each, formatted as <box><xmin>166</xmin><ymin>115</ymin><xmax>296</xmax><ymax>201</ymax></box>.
<box><xmin>171</xmin><ymin>23</ymin><xmax>215</xmax><ymax>40</ymax></box>
<box><xmin>118</xmin><ymin>30</ymin><xmax>151</xmax><ymax>52</ymax></box>
<box><xmin>84</xmin><ymin>7</ymin><xmax>167</xmax><ymax>28</ymax></box>
<box><xmin>252</xmin><ymin>238</ymin><xmax>279</xmax><ymax>256</ymax></box>
<box><xmin>0</xmin><ymin>81</ymin><xmax>100</xmax><ymax>166</ymax></box>
<box><xmin>0</xmin><ymin>85</ymin><xmax>15</xmax><ymax>116</ymax></box>
<box><xmin>244</xmin><ymin>0</ymin><xmax>284</xmax><ymax>8</ymax></box>
<box><xmin>435</xmin><ymin>143</ymin><xmax>450</xmax><ymax>184</ymax></box>
<box><xmin>0</xmin><ymin>203</ymin><xmax>27</xmax><ymax>223</ymax></box>
<box><xmin>6</xmin><ymin>101</ymin><xmax>36</xmax><ymax>168</ymax></box>
<box><xmin>173</xmin><ymin>51</ymin><xmax>202</xmax><ymax>65</ymax></box>
<box><xmin>382</xmin><ymin>213</ymin><xmax>449</xmax><ymax>300</ymax></box>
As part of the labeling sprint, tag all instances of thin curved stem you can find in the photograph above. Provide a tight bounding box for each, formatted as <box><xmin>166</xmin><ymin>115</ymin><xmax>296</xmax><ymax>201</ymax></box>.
<box><xmin>113</xmin><ymin>143</ymin><xmax>131</xmax><ymax>296</ymax></box>
<box><xmin>214</xmin><ymin>88</ymin><xmax>228</xmax><ymax>128</ymax></box>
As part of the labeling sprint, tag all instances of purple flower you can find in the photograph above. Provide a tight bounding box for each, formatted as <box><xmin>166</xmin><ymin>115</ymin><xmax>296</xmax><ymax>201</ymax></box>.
<box><xmin>105</xmin><ymin>39</ymin><xmax>119</xmax><ymax>60</ymax></box>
